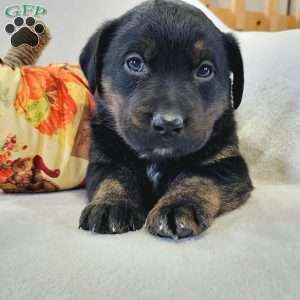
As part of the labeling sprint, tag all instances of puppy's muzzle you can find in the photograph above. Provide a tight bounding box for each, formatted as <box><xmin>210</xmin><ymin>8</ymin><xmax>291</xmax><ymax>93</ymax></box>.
<box><xmin>151</xmin><ymin>113</ymin><xmax>184</xmax><ymax>136</ymax></box>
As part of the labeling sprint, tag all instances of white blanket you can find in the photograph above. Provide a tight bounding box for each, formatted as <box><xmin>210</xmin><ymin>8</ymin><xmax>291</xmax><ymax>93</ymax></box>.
<box><xmin>237</xmin><ymin>31</ymin><xmax>300</xmax><ymax>184</ymax></box>
<box><xmin>0</xmin><ymin>185</ymin><xmax>299</xmax><ymax>300</ymax></box>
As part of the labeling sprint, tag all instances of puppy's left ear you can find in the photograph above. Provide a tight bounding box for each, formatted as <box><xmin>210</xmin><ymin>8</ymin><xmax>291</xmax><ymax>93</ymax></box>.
<box><xmin>223</xmin><ymin>33</ymin><xmax>244</xmax><ymax>109</ymax></box>
<box><xmin>80</xmin><ymin>19</ymin><xmax>119</xmax><ymax>94</ymax></box>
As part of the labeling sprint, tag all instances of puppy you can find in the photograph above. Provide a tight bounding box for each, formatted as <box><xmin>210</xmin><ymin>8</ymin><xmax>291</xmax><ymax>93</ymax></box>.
<box><xmin>79</xmin><ymin>0</ymin><xmax>253</xmax><ymax>239</ymax></box>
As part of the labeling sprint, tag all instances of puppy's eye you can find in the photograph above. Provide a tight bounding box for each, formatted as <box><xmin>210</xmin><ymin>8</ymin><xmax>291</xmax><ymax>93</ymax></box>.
<box><xmin>195</xmin><ymin>61</ymin><xmax>215</xmax><ymax>79</ymax></box>
<box><xmin>125</xmin><ymin>54</ymin><xmax>146</xmax><ymax>74</ymax></box>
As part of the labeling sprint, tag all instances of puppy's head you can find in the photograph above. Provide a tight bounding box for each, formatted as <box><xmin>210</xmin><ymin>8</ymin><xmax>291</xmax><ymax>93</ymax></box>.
<box><xmin>80</xmin><ymin>0</ymin><xmax>244</xmax><ymax>160</ymax></box>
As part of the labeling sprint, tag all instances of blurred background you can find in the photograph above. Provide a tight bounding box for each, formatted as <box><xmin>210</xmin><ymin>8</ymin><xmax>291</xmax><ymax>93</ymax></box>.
<box><xmin>0</xmin><ymin>0</ymin><xmax>299</xmax><ymax>66</ymax></box>
<box><xmin>0</xmin><ymin>0</ymin><xmax>143</xmax><ymax>64</ymax></box>
<box><xmin>200</xmin><ymin>0</ymin><xmax>300</xmax><ymax>31</ymax></box>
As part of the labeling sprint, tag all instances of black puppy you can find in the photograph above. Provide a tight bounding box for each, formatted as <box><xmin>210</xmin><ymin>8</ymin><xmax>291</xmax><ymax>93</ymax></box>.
<box><xmin>79</xmin><ymin>0</ymin><xmax>253</xmax><ymax>239</ymax></box>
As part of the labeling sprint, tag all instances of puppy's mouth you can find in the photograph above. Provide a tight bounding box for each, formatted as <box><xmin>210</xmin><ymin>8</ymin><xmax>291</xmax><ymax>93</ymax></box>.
<box><xmin>134</xmin><ymin>131</ymin><xmax>212</xmax><ymax>161</ymax></box>
<box><xmin>122</xmin><ymin>122</ymin><xmax>213</xmax><ymax>161</ymax></box>
<box><xmin>139</xmin><ymin>147</ymin><xmax>177</xmax><ymax>160</ymax></box>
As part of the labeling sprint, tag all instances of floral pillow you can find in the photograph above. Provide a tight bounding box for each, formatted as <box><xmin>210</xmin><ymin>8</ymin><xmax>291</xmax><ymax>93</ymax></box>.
<box><xmin>0</xmin><ymin>64</ymin><xmax>95</xmax><ymax>193</ymax></box>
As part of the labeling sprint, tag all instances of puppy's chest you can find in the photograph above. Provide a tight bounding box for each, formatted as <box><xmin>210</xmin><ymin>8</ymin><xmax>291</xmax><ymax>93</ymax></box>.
<box><xmin>146</xmin><ymin>163</ymin><xmax>163</xmax><ymax>189</ymax></box>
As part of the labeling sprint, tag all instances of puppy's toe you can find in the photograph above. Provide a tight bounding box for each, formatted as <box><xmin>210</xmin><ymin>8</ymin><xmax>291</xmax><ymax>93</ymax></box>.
<box><xmin>79</xmin><ymin>203</ymin><xmax>95</xmax><ymax>230</ymax></box>
<box><xmin>146</xmin><ymin>203</ymin><xmax>211</xmax><ymax>239</ymax></box>
<box><xmin>79</xmin><ymin>202</ymin><xmax>145</xmax><ymax>234</ymax></box>
<box><xmin>149</xmin><ymin>211</ymin><xmax>175</xmax><ymax>238</ymax></box>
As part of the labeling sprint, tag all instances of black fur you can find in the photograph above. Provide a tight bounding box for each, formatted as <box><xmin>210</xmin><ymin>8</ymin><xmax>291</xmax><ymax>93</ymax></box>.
<box><xmin>223</xmin><ymin>34</ymin><xmax>244</xmax><ymax>109</ymax></box>
<box><xmin>79</xmin><ymin>0</ymin><xmax>253</xmax><ymax>239</ymax></box>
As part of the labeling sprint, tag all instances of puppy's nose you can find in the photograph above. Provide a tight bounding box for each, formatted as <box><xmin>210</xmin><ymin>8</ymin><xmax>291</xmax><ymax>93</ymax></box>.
<box><xmin>151</xmin><ymin>113</ymin><xmax>184</xmax><ymax>136</ymax></box>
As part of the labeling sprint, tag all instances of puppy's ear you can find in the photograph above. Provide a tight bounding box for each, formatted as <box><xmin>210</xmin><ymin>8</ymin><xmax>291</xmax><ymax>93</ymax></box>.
<box><xmin>223</xmin><ymin>34</ymin><xmax>244</xmax><ymax>109</ymax></box>
<box><xmin>80</xmin><ymin>20</ymin><xmax>119</xmax><ymax>93</ymax></box>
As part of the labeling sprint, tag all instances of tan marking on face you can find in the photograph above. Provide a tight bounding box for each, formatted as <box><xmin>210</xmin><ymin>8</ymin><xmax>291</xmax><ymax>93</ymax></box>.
<box><xmin>194</xmin><ymin>40</ymin><xmax>205</xmax><ymax>51</ymax></box>
<box><xmin>192</xmin><ymin>40</ymin><xmax>205</xmax><ymax>63</ymax></box>
<box><xmin>102</xmin><ymin>79</ymin><xmax>146</xmax><ymax>137</ymax></box>
<box><xmin>102</xmin><ymin>80</ymin><xmax>123</xmax><ymax>119</ymax></box>
<box><xmin>188</xmin><ymin>92</ymin><xmax>227</xmax><ymax>143</ymax></box>
<box><xmin>131</xmin><ymin>113</ymin><xmax>143</xmax><ymax>128</ymax></box>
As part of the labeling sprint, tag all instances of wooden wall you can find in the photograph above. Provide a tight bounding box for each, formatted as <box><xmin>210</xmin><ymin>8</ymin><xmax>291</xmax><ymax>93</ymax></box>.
<box><xmin>200</xmin><ymin>0</ymin><xmax>300</xmax><ymax>31</ymax></box>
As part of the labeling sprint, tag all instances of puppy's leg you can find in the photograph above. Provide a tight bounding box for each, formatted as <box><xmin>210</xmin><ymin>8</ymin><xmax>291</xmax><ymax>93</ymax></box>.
<box><xmin>146</xmin><ymin>156</ymin><xmax>253</xmax><ymax>239</ymax></box>
<box><xmin>79</xmin><ymin>164</ymin><xmax>146</xmax><ymax>234</ymax></box>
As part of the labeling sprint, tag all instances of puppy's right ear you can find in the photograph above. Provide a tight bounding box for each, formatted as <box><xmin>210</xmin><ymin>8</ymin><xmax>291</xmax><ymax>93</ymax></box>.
<box><xmin>80</xmin><ymin>20</ymin><xmax>119</xmax><ymax>94</ymax></box>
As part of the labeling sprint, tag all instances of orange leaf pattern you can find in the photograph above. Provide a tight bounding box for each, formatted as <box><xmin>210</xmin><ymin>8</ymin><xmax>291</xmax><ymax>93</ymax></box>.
<box><xmin>15</xmin><ymin>65</ymin><xmax>90</xmax><ymax>136</ymax></box>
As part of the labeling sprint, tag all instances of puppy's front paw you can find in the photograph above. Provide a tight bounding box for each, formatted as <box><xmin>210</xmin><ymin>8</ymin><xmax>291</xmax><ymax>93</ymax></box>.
<box><xmin>79</xmin><ymin>202</ymin><xmax>145</xmax><ymax>234</ymax></box>
<box><xmin>146</xmin><ymin>201</ymin><xmax>211</xmax><ymax>239</ymax></box>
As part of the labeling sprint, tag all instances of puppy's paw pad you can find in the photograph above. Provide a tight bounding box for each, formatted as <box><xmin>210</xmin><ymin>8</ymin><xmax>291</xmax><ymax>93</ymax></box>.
<box><xmin>5</xmin><ymin>17</ymin><xmax>44</xmax><ymax>47</ymax></box>
<box><xmin>146</xmin><ymin>203</ymin><xmax>210</xmax><ymax>239</ymax></box>
<box><xmin>79</xmin><ymin>202</ymin><xmax>145</xmax><ymax>234</ymax></box>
